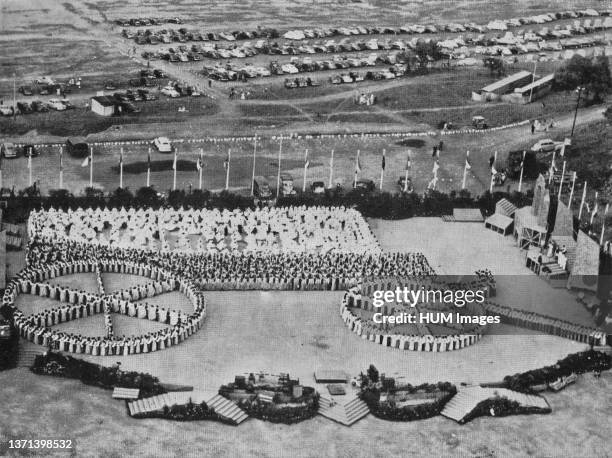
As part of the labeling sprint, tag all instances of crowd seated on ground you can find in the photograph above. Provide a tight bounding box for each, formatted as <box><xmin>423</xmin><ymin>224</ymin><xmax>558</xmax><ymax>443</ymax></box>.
<box><xmin>28</xmin><ymin>206</ymin><xmax>380</xmax><ymax>255</ymax></box>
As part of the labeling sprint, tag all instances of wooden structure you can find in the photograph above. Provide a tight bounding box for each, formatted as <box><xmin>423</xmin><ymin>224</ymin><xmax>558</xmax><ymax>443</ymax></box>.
<box><xmin>112</xmin><ymin>387</ymin><xmax>140</xmax><ymax>400</ymax></box>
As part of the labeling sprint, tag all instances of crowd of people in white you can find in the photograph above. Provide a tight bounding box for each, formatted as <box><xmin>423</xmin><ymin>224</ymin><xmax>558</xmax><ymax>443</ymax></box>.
<box><xmin>2</xmin><ymin>258</ymin><xmax>207</xmax><ymax>355</ymax></box>
<box><xmin>28</xmin><ymin>206</ymin><xmax>380</xmax><ymax>255</ymax></box>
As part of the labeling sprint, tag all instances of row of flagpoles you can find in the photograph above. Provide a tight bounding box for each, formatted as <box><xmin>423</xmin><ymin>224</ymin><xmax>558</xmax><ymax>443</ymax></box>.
<box><xmin>2</xmin><ymin>138</ymin><xmax>608</xmax><ymax>243</ymax></box>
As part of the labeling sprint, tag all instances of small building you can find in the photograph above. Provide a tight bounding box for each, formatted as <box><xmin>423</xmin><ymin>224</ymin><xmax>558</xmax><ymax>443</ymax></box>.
<box><xmin>90</xmin><ymin>96</ymin><xmax>117</xmax><ymax>116</ymax></box>
<box><xmin>503</xmin><ymin>74</ymin><xmax>555</xmax><ymax>104</ymax></box>
<box><xmin>472</xmin><ymin>71</ymin><xmax>533</xmax><ymax>102</ymax></box>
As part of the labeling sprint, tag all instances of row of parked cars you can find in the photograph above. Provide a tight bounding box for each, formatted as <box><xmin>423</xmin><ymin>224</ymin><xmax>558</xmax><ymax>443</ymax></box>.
<box><xmin>123</xmin><ymin>9</ymin><xmax>609</xmax><ymax>46</ymax></box>
<box><xmin>0</xmin><ymin>99</ymin><xmax>75</xmax><ymax>116</ymax></box>
<box><xmin>202</xmin><ymin>53</ymin><xmax>404</xmax><ymax>81</ymax></box>
<box><xmin>116</xmin><ymin>17</ymin><xmax>183</xmax><ymax>27</ymax></box>
<box><xmin>0</xmin><ymin>143</ymin><xmax>39</xmax><ymax>158</ymax></box>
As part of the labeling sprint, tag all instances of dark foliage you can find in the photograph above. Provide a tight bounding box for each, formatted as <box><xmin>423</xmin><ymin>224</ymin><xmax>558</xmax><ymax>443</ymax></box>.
<box><xmin>30</xmin><ymin>352</ymin><xmax>166</xmax><ymax>397</ymax></box>
<box><xmin>460</xmin><ymin>396</ymin><xmax>551</xmax><ymax>424</ymax></box>
<box><xmin>503</xmin><ymin>350</ymin><xmax>611</xmax><ymax>393</ymax></box>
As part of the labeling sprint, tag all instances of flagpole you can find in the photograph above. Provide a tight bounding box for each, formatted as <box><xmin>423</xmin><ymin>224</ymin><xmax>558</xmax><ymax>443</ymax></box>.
<box><xmin>568</xmin><ymin>172</ymin><xmax>576</xmax><ymax>208</ymax></box>
<box><xmin>59</xmin><ymin>146</ymin><xmax>63</xmax><ymax>189</ymax></box>
<box><xmin>251</xmin><ymin>134</ymin><xmax>257</xmax><ymax>196</ymax></box>
<box><xmin>354</xmin><ymin>149</ymin><xmax>359</xmax><ymax>188</ymax></box>
<box><xmin>119</xmin><ymin>148</ymin><xmax>124</xmax><ymax>189</ymax></box>
<box><xmin>28</xmin><ymin>150</ymin><xmax>32</xmax><ymax>187</ymax></box>
<box><xmin>146</xmin><ymin>147</ymin><xmax>151</xmax><ymax>187</ymax></box>
<box><xmin>548</xmin><ymin>150</ymin><xmax>556</xmax><ymax>184</ymax></box>
<box><xmin>276</xmin><ymin>137</ymin><xmax>283</xmax><ymax>198</ymax></box>
<box><xmin>578</xmin><ymin>181</ymin><xmax>587</xmax><ymax>220</ymax></box>
<box><xmin>198</xmin><ymin>148</ymin><xmax>203</xmax><ymax>190</ymax></box>
<box><xmin>89</xmin><ymin>146</ymin><xmax>93</xmax><ymax>188</ymax></box>
<box><xmin>600</xmin><ymin>204</ymin><xmax>609</xmax><ymax>245</ymax></box>
<box><xmin>557</xmin><ymin>160</ymin><xmax>565</xmax><ymax>200</ymax></box>
<box><xmin>518</xmin><ymin>150</ymin><xmax>525</xmax><ymax>192</ymax></box>
<box><xmin>379</xmin><ymin>149</ymin><xmax>385</xmax><ymax>190</ymax></box>
<box><xmin>302</xmin><ymin>149</ymin><xmax>309</xmax><ymax>193</ymax></box>
<box><xmin>590</xmin><ymin>192</ymin><xmax>598</xmax><ymax>225</ymax></box>
<box><xmin>225</xmin><ymin>149</ymin><xmax>231</xmax><ymax>190</ymax></box>
<box><xmin>461</xmin><ymin>150</ymin><xmax>469</xmax><ymax>190</ymax></box>
<box><xmin>173</xmin><ymin>149</ymin><xmax>177</xmax><ymax>191</ymax></box>
<box><xmin>328</xmin><ymin>149</ymin><xmax>334</xmax><ymax>188</ymax></box>
<box><xmin>489</xmin><ymin>150</ymin><xmax>497</xmax><ymax>193</ymax></box>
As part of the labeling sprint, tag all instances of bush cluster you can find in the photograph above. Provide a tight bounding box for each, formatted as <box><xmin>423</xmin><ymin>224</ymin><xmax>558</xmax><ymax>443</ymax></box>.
<box><xmin>30</xmin><ymin>351</ymin><xmax>166</xmax><ymax>397</ymax></box>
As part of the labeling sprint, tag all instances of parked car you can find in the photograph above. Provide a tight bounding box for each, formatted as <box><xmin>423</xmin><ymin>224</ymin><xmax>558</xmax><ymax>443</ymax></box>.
<box><xmin>22</xmin><ymin>144</ymin><xmax>40</xmax><ymax>157</ymax></box>
<box><xmin>16</xmin><ymin>102</ymin><xmax>33</xmax><ymax>114</ymax></box>
<box><xmin>161</xmin><ymin>86</ymin><xmax>180</xmax><ymax>98</ymax></box>
<box><xmin>1</xmin><ymin>143</ymin><xmax>19</xmax><ymax>158</ymax></box>
<box><xmin>120</xmin><ymin>101</ymin><xmax>141</xmax><ymax>113</ymax></box>
<box><xmin>47</xmin><ymin>99</ymin><xmax>67</xmax><ymax>111</ymax></box>
<box><xmin>253</xmin><ymin>176</ymin><xmax>272</xmax><ymax>199</ymax></box>
<box><xmin>153</xmin><ymin>136</ymin><xmax>172</xmax><ymax>153</ymax></box>
<box><xmin>531</xmin><ymin>138</ymin><xmax>563</xmax><ymax>153</ymax></box>
<box><xmin>35</xmin><ymin>76</ymin><xmax>54</xmax><ymax>85</ymax></box>
<box><xmin>66</xmin><ymin>137</ymin><xmax>89</xmax><ymax>158</ymax></box>
<box><xmin>19</xmin><ymin>85</ymin><xmax>34</xmax><ymax>96</ymax></box>
<box><xmin>0</xmin><ymin>106</ymin><xmax>14</xmax><ymax>116</ymax></box>
<box><xmin>311</xmin><ymin>181</ymin><xmax>325</xmax><ymax>194</ymax></box>
<box><xmin>354</xmin><ymin>178</ymin><xmax>375</xmax><ymax>192</ymax></box>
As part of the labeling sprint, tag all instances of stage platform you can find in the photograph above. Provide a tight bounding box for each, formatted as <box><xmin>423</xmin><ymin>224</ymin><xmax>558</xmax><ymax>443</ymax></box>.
<box><xmin>452</xmin><ymin>208</ymin><xmax>484</xmax><ymax>222</ymax></box>
<box><xmin>314</xmin><ymin>370</ymin><xmax>349</xmax><ymax>383</ymax></box>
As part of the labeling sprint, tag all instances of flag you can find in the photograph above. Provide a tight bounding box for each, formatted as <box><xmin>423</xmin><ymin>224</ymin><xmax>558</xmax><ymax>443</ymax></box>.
<box><xmin>119</xmin><ymin>150</ymin><xmax>123</xmax><ymax>167</ymax></box>
<box><xmin>172</xmin><ymin>150</ymin><xmax>177</xmax><ymax>170</ymax></box>
<box><xmin>592</xmin><ymin>201</ymin><xmax>598</xmax><ymax>219</ymax></box>
<box><xmin>223</xmin><ymin>151</ymin><xmax>230</xmax><ymax>170</ymax></box>
<box><xmin>432</xmin><ymin>160</ymin><xmax>440</xmax><ymax>176</ymax></box>
<box><xmin>465</xmin><ymin>151</ymin><xmax>471</xmax><ymax>170</ymax></box>
<box><xmin>81</xmin><ymin>156</ymin><xmax>90</xmax><ymax>168</ymax></box>
<box><xmin>355</xmin><ymin>152</ymin><xmax>361</xmax><ymax>174</ymax></box>
<box><xmin>489</xmin><ymin>155</ymin><xmax>497</xmax><ymax>175</ymax></box>
<box><xmin>520</xmin><ymin>151</ymin><xmax>525</xmax><ymax>169</ymax></box>
<box><xmin>381</xmin><ymin>150</ymin><xmax>386</xmax><ymax>171</ymax></box>
<box><xmin>147</xmin><ymin>149</ymin><xmax>151</xmax><ymax>169</ymax></box>
<box><xmin>27</xmin><ymin>154</ymin><xmax>32</xmax><ymax>169</ymax></box>
<box><xmin>59</xmin><ymin>148</ymin><xmax>63</xmax><ymax>172</ymax></box>
<box><xmin>304</xmin><ymin>150</ymin><xmax>310</xmax><ymax>169</ymax></box>
<box><xmin>196</xmin><ymin>153</ymin><xmax>202</xmax><ymax>171</ymax></box>
<box><xmin>405</xmin><ymin>153</ymin><xmax>412</xmax><ymax>170</ymax></box>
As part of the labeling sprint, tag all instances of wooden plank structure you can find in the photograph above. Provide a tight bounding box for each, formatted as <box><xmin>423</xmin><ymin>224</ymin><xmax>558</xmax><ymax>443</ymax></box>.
<box><xmin>112</xmin><ymin>387</ymin><xmax>140</xmax><ymax>400</ymax></box>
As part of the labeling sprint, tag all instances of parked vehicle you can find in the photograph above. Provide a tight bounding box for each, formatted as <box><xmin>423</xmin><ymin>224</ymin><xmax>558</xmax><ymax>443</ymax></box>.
<box><xmin>19</xmin><ymin>85</ymin><xmax>34</xmax><ymax>96</ymax></box>
<box><xmin>47</xmin><ymin>99</ymin><xmax>67</xmax><ymax>111</ymax></box>
<box><xmin>153</xmin><ymin>136</ymin><xmax>172</xmax><ymax>153</ymax></box>
<box><xmin>354</xmin><ymin>178</ymin><xmax>375</xmax><ymax>192</ymax></box>
<box><xmin>22</xmin><ymin>145</ymin><xmax>39</xmax><ymax>157</ymax></box>
<box><xmin>253</xmin><ymin>176</ymin><xmax>272</xmax><ymax>199</ymax></box>
<box><xmin>35</xmin><ymin>76</ymin><xmax>54</xmax><ymax>85</ymax></box>
<box><xmin>1</xmin><ymin>143</ymin><xmax>19</xmax><ymax>158</ymax></box>
<box><xmin>66</xmin><ymin>137</ymin><xmax>89</xmax><ymax>158</ymax></box>
<box><xmin>311</xmin><ymin>181</ymin><xmax>325</xmax><ymax>194</ymax></box>
<box><xmin>280</xmin><ymin>174</ymin><xmax>296</xmax><ymax>196</ymax></box>
<box><xmin>531</xmin><ymin>138</ymin><xmax>564</xmax><ymax>153</ymax></box>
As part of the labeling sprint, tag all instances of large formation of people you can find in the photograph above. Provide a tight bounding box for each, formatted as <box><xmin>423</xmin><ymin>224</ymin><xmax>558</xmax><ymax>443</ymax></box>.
<box><xmin>341</xmin><ymin>273</ymin><xmax>607</xmax><ymax>351</ymax></box>
<box><xmin>25</xmin><ymin>237</ymin><xmax>434</xmax><ymax>292</ymax></box>
<box><xmin>2</xmin><ymin>259</ymin><xmax>207</xmax><ymax>355</ymax></box>
<box><xmin>28</xmin><ymin>206</ymin><xmax>380</xmax><ymax>255</ymax></box>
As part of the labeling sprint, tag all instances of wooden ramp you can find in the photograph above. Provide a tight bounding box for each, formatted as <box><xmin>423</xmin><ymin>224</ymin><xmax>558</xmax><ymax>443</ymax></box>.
<box><xmin>318</xmin><ymin>395</ymin><xmax>370</xmax><ymax>426</ymax></box>
<box><xmin>441</xmin><ymin>386</ymin><xmax>549</xmax><ymax>424</ymax></box>
<box><xmin>127</xmin><ymin>391</ymin><xmax>248</xmax><ymax>425</ymax></box>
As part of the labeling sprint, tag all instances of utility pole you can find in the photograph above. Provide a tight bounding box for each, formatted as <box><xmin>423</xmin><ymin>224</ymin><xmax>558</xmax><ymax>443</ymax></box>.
<box><xmin>570</xmin><ymin>86</ymin><xmax>583</xmax><ymax>137</ymax></box>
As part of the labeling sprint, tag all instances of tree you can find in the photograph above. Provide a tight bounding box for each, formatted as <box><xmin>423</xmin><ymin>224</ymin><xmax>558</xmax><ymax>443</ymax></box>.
<box><xmin>554</xmin><ymin>55</ymin><xmax>612</xmax><ymax>103</ymax></box>
<box><xmin>367</xmin><ymin>364</ymin><xmax>379</xmax><ymax>383</ymax></box>
<box><xmin>483</xmin><ymin>57</ymin><xmax>505</xmax><ymax>77</ymax></box>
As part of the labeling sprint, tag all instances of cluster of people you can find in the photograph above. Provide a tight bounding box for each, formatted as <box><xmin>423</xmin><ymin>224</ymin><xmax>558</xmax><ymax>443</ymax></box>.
<box><xmin>484</xmin><ymin>301</ymin><xmax>607</xmax><ymax>346</ymax></box>
<box><xmin>2</xmin><ymin>259</ymin><xmax>207</xmax><ymax>355</ymax></box>
<box><xmin>25</xmin><ymin>236</ymin><xmax>434</xmax><ymax>292</ymax></box>
<box><xmin>341</xmin><ymin>294</ymin><xmax>482</xmax><ymax>352</ymax></box>
<box><xmin>28</xmin><ymin>206</ymin><xmax>381</xmax><ymax>255</ymax></box>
